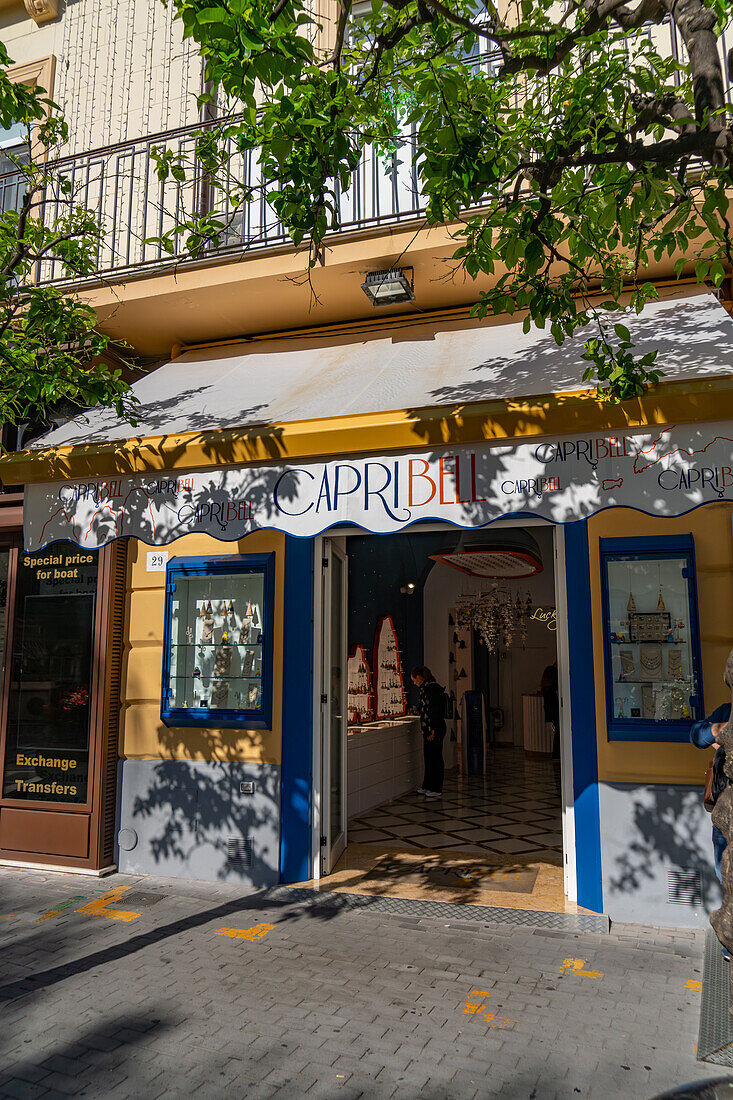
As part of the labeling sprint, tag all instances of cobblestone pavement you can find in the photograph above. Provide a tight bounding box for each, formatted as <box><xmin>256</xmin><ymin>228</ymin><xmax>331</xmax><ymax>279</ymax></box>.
<box><xmin>0</xmin><ymin>867</ymin><xmax>723</xmax><ymax>1099</ymax></box>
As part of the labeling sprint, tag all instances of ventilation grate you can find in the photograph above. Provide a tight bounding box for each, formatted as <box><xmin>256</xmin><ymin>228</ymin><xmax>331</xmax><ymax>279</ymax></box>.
<box><xmin>226</xmin><ymin>837</ymin><xmax>253</xmax><ymax>868</ymax></box>
<box><xmin>667</xmin><ymin>868</ymin><xmax>703</xmax><ymax>905</ymax></box>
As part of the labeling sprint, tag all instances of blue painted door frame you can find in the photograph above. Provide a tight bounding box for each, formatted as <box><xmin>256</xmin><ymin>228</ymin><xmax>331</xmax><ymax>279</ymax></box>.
<box><xmin>280</xmin><ymin>536</ymin><xmax>315</xmax><ymax>884</ymax></box>
<box><xmin>565</xmin><ymin>520</ymin><xmax>604</xmax><ymax>913</ymax></box>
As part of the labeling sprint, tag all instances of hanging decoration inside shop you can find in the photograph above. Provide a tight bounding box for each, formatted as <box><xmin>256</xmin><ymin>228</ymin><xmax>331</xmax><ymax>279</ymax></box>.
<box><xmin>347</xmin><ymin>645</ymin><xmax>374</xmax><ymax>725</ymax></box>
<box><xmin>373</xmin><ymin>616</ymin><xmax>406</xmax><ymax>719</ymax></box>
<box><xmin>457</xmin><ymin>585</ymin><xmax>533</xmax><ymax>654</ymax></box>
<box><xmin>430</xmin><ymin>530</ymin><xmax>543</xmax><ymax>579</ymax></box>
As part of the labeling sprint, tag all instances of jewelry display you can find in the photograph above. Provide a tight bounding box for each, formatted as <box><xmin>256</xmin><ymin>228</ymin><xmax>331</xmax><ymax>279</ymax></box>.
<box><xmin>605</xmin><ymin>549</ymin><xmax>700</xmax><ymax>726</ymax></box>
<box><xmin>639</xmin><ymin>645</ymin><xmax>662</xmax><ymax>682</ymax></box>
<box><xmin>667</xmin><ymin>648</ymin><xmax>683</xmax><ymax>680</ymax></box>
<box><xmin>641</xmin><ymin>684</ymin><xmax>655</xmax><ymax>719</ymax></box>
<box><xmin>165</xmin><ymin>570</ymin><xmax>266</xmax><ymax>717</ymax></box>
<box><xmin>373</xmin><ymin>616</ymin><xmax>406</xmax><ymax>719</ymax></box>
<box><xmin>619</xmin><ymin>650</ymin><xmax>635</xmax><ymax>681</ymax></box>
<box><xmin>347</xmin><ymin>644</ymin><xmax>373</xmax><ymax>725</ymax></box>
<box><xmin>212</xmin><ymin>639</ymin><xmax>233</xmax><ymax>708</ymax></box>
<box><xmin>201</xmin><ymin>612</ymin><xmax>215</xmax><ymax>643</ymax></box>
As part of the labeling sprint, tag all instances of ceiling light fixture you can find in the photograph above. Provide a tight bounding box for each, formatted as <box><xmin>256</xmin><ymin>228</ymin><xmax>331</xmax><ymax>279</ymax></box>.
<box><xmin>430</xmin><ymin>530</ymin><xmax>544</xmax><ymax>578</ymax></box>
<box><xmin>361</xmin><ymin>267</ymin><xmax>415</xmax><ymax>306</ymax></box>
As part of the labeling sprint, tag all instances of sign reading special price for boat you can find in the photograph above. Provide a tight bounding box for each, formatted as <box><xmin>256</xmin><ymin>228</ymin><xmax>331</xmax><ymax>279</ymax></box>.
<box><xmin>23</xmin><ymin>422</ymin><xmax>733</xmax><ymax>549</ymax></box>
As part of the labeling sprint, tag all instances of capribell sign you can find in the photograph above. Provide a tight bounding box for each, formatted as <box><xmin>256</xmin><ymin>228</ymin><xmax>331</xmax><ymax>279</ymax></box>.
<box><xmin>23</xmin><ymin>422</ymin><xmax>733</xmax><ymax>550</ymax></box>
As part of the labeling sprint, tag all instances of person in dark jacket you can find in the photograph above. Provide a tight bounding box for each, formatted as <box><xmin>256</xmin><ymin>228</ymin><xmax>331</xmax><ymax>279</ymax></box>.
<box><xmin>541</xmin><ymin>660</ymin><xmax>560</xmax><ymax>759</ymax></box>
<box><xmin>690</xmin><ymin>701</ymin><xmax>731</xmax><ymax>883</ymax></box>
<box><xmin>411</xmin><ymin>666</ymin><xmax>446</xmax><ymax>799</ymax></box>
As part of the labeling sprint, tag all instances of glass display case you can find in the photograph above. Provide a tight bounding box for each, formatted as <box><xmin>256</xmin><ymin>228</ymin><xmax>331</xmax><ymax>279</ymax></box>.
<box><xmin>600</xmin><ymin>536</ymin><xmax>703</xmax><ymax>741</ymax></box>
<box><xmin>161</xmin><ymin>553</ymin><xmax>274</xmax><ymax>729</ymax></box>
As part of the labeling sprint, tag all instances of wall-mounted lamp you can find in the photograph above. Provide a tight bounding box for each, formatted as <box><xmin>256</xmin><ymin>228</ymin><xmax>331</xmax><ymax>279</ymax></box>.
<box><xmin>400</xmin><ymin>582</ymin><xmax>416</xmax><ymax>595</ymax></box>
<box><xmin>361</xmin><ymin>267</ymin><xmax>415</xmax><ymax>306</ymax></box>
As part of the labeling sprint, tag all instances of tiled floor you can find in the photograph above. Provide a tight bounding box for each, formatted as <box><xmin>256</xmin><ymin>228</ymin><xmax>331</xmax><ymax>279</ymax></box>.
<box><xmin>347</xmin><ymin>745</ymin><xmax>563</xmax><ymax>859</ymax></box>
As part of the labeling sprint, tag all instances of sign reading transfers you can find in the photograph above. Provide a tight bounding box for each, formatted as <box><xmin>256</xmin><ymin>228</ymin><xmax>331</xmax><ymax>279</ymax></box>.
<box><xmin>23</xmin><ymin>422</ymin><xmax>733</xmax><ymax>550</ymax></box>
<box><xmin>12</xmin><ymin>753</ymin><xmax>82</xmax><ymax>799</ymax></box>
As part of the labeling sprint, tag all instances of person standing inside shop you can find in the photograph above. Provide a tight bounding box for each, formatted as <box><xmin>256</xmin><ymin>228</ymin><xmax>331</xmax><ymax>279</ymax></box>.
<box><xmin>411</xmin><ymin>666</ymin><xmax>447</xmax><ymax>799</ymax></box>
<box><xmin>690</xmin><ymin>701</ymin><xmax>731</xmax><ymax>886</ymax></box>
<box><xmin>541</xmin><ymin>660</ymin><xmax>560</xmax><ymax>759</ymax></box>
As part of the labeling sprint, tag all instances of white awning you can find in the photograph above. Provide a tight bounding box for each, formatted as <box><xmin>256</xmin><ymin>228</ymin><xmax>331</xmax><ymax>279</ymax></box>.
<box><xmin>32</xmin><ymin>288</ymin><xmax>733</xmax><ymax>449</ymax></box>
<box><xmin>21</xmin><ymin>289</ymin><xmax>733</xmax><ymax>549</ymax></box>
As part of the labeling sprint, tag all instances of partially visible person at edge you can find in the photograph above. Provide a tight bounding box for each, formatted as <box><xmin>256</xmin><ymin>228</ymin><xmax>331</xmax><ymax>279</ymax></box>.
<box><xmin>690</xmin><ymin>701</ymin><xmax>731</xmax><ymax>884</ymax></box>
<box><xmin>411</xmin><ymin>666</ymin><xmax>446</xmax><ymax>800</ymax></box>
<box><xmin>541</xmin><ymin>660</ymin><xmax>560</xmax><ymax>759</ymax></box>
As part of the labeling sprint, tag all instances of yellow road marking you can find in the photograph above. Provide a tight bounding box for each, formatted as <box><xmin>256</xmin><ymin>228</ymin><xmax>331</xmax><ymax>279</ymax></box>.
<box><xmin>561</xmin><ymin>957</ymin><xmax>603</xmax><ymax>979</ymax></box>
<box><xmin>76</xmin><ymin>888</ymin><xmax>140</xmax><ymax>922</ymax></box>
<box><xmin>463</xmin><ymin>990</ymin><xmax>516</xmax><ymax>1029</ymax></box>
<box><xmin>37</xmin><ymin>896</ymin><xmax>88</xmax><ymax>923</ymax></box>
<box><xmin>215</xmin><ymin>923</ymin><xmax>274</xmax><ymax>941</ymax></box>
<box><xmin>686</xmin><ymin>980</ymin><xmax>702</xmax><ymax>992</ymax></box>
<box><xmin>464</xmin><ymin>989</ymin><xmax>493</xmax><ymax>1015</ymax></box>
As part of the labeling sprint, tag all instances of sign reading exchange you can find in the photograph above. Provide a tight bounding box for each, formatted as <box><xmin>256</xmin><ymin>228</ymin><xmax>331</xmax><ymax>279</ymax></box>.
<box><xmin>23</xmin><ymin>423</ymin><xmax>733</xmax><ymax>550</ymax></box>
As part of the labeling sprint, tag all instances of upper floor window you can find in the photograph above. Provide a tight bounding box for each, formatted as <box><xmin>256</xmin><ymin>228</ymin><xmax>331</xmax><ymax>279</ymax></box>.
<box><xmin>0</xmin><ymin>120</ymin><xmax>29</xmax><ymax>215</ymax></box>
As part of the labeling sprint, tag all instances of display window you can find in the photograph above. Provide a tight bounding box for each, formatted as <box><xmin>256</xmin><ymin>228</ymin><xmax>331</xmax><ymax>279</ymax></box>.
<box><xmin>161</xmin><ymin>553</ymin><xmax>275</xmax><ymax>729</ymax></box>
<box><xmin>600</xmin><ymin>535</ymin><xmax>704</xmax><ymax>741</ymax></box>
<box><xmin>1</xmin><ymin>545</ymin><xmax>99</xmax><ymax>804</ymax></box>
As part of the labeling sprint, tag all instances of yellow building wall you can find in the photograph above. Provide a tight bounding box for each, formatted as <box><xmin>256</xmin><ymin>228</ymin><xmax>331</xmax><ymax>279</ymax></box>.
<box><xmin>587</xmin><ymin>504</ymin><xmax>733</xmax><ymax>785</ymax></box>
<box><xmin>120</xmin><ymin>530</ymin><xmax>286</xmax><ymax>765</ymax></box>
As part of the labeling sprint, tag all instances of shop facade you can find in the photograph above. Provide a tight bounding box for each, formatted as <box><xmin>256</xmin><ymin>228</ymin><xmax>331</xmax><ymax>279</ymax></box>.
<box><xmin>2</xmin><ymin>291</ymin><xmax>733</xmax><ymax>924</ymax></box>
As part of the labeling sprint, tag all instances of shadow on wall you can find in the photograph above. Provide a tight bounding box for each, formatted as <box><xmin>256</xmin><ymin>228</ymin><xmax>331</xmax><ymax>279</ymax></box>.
<box><xmin>117</xmin><ymin>749</ymin><xmax>281</xmax><ymax>887</ymax></box>
<box><xmin>606</xmin><ymin>784</ymin><xmax>720</xmax><ymax>919</ymax></box>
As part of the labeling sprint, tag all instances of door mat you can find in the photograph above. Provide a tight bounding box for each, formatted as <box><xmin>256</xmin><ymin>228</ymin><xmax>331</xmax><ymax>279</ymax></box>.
<box><xmin>425</xmin><ymin>865</ymin><xmax>538</xmax><ymax>893</ymax></box>
<box><xmin>698</xmin><ymin>928</ymin><xmax>733</xmax><ymax>1065</ymax></box>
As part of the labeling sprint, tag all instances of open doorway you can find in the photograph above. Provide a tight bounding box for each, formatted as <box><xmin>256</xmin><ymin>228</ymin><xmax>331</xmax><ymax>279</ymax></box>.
<box><xmin>316</xmin><ymin>523</ymin><xmax>577</xmax><ymax>914</ymax></box>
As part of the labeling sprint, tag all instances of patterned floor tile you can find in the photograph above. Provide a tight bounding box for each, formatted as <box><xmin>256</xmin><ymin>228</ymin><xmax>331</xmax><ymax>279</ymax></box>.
<box><xmin>347</xmin><ymin>747</ymin><xmax>562</xmax><ymax>860</ymax></box>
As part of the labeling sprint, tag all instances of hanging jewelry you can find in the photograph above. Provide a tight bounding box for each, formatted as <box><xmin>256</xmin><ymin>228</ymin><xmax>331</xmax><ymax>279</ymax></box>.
<box><xmin>657</xmin><ymin>563</ymin><xmax>666</xmax><ymax>610</ymax></box>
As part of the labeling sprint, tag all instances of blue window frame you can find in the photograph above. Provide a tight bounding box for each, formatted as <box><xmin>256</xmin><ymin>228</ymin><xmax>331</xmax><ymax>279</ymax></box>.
<box><xmin>161</xmin><ymin>553</ymin><xmax>275</xmax><ymax>730</ymax></box>
<box><xmin>600</xmin><ymin>535</ymin><xmax>704</xmax><ymax>742</ymax></box>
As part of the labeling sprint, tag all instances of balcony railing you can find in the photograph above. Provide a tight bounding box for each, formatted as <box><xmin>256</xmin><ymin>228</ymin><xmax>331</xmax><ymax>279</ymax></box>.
<box><xmin>1</xmin><ymin>50</ymin><xmax>505</xmax><ymax>285</ymax></box>
<box><xmin>1</xmin><ymin>23</ymin><xmax>730</xmax><ymax>287</ymax></box>
<box><xmin>8</xmin><ymin>119</ymin><xmax>423</xmax><ymax>284</ymax></box>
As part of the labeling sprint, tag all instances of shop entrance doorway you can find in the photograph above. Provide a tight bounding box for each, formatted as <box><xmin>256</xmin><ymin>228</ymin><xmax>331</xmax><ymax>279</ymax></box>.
<box><xmin>314</xmin><ymin>523</ymin><xmax>577</xmax><ymax>913</ymax></box>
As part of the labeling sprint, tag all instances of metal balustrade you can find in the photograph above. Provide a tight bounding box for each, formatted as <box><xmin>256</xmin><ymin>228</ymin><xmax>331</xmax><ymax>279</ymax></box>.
<box><xmin>3</xmin><ymin>119</ymin><xmax>426</xmax><ymax>285</ymax></box>
<box><xmin>0</xmin><ymin>23</ymin><xmax>729</xmax><ymax>288</ymax></box>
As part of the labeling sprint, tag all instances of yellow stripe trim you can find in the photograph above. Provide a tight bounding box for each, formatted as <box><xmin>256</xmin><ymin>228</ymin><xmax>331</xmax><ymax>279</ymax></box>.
<box><xmin>3</xmin><ymin>375</ymin><xmax>733</xmax><ymax>485</ymax></box>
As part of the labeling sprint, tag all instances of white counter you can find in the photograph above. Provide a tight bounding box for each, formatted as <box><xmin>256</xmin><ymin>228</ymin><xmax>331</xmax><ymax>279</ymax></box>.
<box><xmin>347</xmin><ymin>716</ymin><xmax>422</xmax><ymax>820</ymax></box>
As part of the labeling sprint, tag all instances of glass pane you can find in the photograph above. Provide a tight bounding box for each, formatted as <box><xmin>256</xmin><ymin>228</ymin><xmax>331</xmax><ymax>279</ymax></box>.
<box><xmin>3</xmin><ymin>545</ymin><xmax>98</xmax><ymax>803</ymax></box>
<box><xmin>165</xmin><ymin>571</ymin><xmax>265</xmax><ymax>712</ymax></box>
<box><xmin>0</xmin><ymin>122</ymin><xmax>26</xmax><ymax>145</ymax></box>
<box><xmin>606</xmin><ymin>555</ymin><xmax>696</xmax><ymax>722</ymax></box>
<box><xmin>329</xmin><ymin>553</ymin><xmax>344</xmax><ymax>844</ymax></box>
<box><xmin>0</xmin><ymin>145</ymin><xmax>28</xmax><ymax>216</ymax></box>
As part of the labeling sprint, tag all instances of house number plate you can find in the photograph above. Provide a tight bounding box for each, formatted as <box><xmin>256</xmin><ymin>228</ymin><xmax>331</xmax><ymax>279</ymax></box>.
<box><xmin>146</xmin><ymin>550</ymin><xmax>169</xmax><ymax>572</ymax></box>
